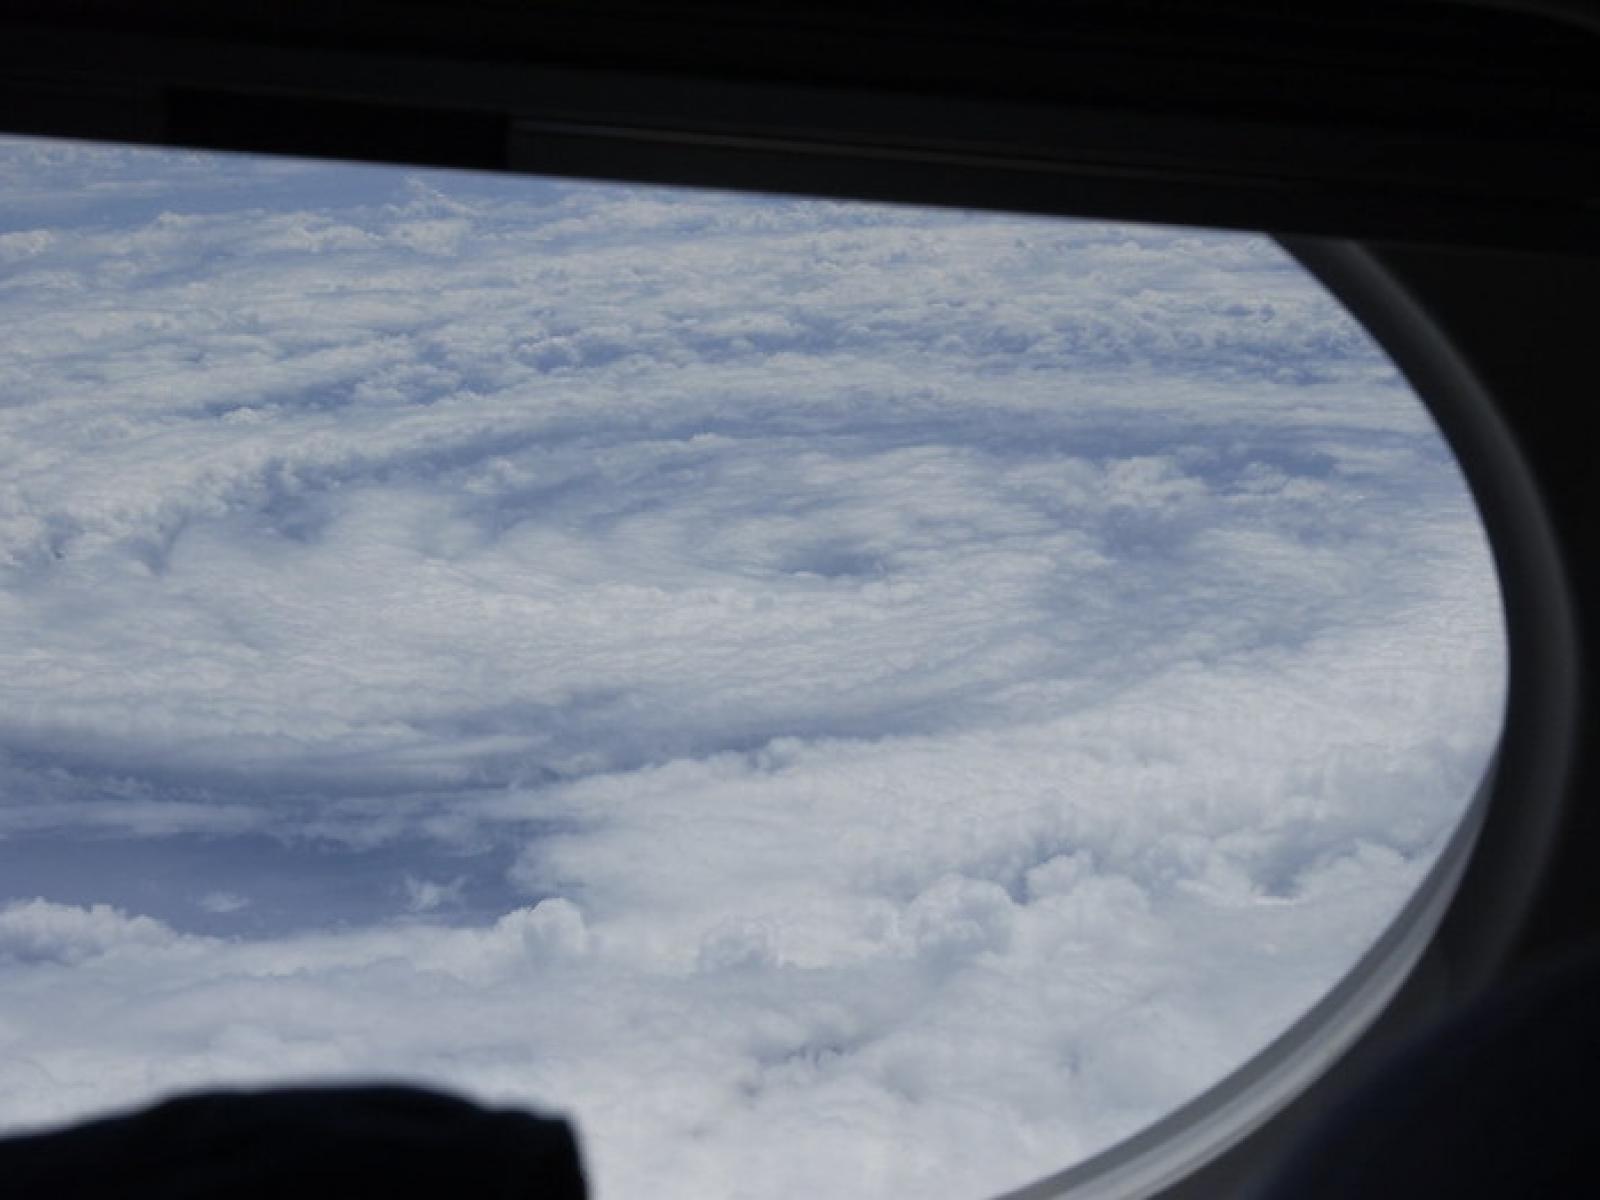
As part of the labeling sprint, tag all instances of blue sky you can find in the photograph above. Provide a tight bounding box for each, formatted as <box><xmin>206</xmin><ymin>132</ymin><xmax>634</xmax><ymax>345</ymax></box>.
<box><xmin>0</xmin><ymin>136</ymin><xmax>1504</xmax><ymax>1199</ymax></box>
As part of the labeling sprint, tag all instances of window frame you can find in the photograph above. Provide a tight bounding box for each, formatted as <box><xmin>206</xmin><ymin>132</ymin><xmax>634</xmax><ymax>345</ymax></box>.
<box><xmin>1</xmin><ymin>5</ymin><xmax>1595</xmax><ymax>1196</ymax></box>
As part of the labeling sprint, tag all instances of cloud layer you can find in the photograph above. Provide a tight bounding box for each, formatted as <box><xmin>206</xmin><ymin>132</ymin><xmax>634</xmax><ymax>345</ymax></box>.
<box><xmin>0</xmin><ymin>137</ymin><xmax>1504</xmax><ymax>1198</ymax></box>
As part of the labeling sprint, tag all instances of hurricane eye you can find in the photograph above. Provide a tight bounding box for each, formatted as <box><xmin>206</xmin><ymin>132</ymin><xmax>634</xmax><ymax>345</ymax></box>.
<box><xmin>0</xmin><ymin>136</ymin><xmax>1505</xmax><ymax>1199</ymax></box>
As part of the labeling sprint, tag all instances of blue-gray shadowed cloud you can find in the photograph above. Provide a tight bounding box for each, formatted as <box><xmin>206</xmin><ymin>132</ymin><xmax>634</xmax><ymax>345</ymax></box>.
<box><xmin>0</xmin><ymin>832</ymin><xmax>526</xmax><ymax>936</ymax></box>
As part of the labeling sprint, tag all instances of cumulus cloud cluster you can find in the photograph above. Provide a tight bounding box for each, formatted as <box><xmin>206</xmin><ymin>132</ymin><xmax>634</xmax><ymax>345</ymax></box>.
<box><xmin>0</xmin><ymin>136</ymin><xmax>1503</xmax><ymax>1198</ymax></box>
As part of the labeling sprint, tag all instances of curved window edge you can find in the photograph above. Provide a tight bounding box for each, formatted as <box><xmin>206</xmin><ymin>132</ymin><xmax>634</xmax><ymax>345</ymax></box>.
<box><xmin>995</xmin><ymin>762</ymin><xmax>1496</xmax><ymax>1200</ymax></box>
<box><xmin>990</xmin><ymin>236</ymin><xmax>1581</xmax><ymax>1200</ymax></box>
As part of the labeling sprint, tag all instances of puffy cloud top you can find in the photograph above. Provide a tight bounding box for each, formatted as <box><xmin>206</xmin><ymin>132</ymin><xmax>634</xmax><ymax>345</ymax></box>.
<box><xmin>0</xmin><ymin>899</ymin><xmax>180</xmax><ymax>965</ymax></box>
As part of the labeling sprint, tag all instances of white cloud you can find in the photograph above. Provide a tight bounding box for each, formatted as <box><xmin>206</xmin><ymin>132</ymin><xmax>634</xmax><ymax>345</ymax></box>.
<box><xmin>402</xmin><ymin>874</ymin><xmax>465</xmax><ymax>913</ymax></box>
<box><xmin>0</xmin><ymin>898</ymin><xmax>181</xmax><ymax>965</ymax></box>
<box><xmin>0</xmin><ymin>136</ymin><xmax>1504</xmax><ymax>1198</ymax></box>
<box><xmin>197</xmin><ymin>891</ymin><xmax>250</xmax><ymax>915</ymax></box>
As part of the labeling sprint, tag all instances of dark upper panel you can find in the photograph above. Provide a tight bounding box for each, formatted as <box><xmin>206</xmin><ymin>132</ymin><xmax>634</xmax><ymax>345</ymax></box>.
<box><xmin>0</xmin><ymin>0</ymin><xmax>1597</xmax><ymax>249</ymax></box>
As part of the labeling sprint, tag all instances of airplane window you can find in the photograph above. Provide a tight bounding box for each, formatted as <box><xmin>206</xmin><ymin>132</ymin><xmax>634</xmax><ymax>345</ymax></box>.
<box><xmin>0</xmin><ymin>135</ymin><xmax>1505</xmax><ymax>1199</ymax></box>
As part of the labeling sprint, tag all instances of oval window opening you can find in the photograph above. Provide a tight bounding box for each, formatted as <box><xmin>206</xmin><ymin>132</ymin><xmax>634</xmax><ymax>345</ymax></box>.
<box><xmin>0</xmin><ymin>137</ymin><xmax>1506</xmax><ymax>1199</ymax></box>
